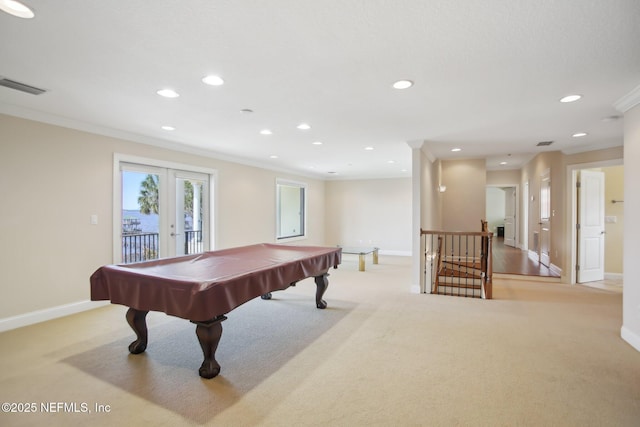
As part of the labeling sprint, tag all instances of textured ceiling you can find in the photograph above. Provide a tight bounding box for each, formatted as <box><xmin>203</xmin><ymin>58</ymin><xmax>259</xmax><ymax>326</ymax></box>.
<box><xmin>1</xmin><ymin>0</ymin><xmax>639</xmax><ymax>179</ymax></box>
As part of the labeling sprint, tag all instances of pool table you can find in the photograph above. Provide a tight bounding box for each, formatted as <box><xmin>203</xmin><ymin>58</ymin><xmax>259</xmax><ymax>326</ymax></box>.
<box><xmin>90</xmin><ymin>243</ymin><xmax>342</xmax><ymax>378</ymax></box>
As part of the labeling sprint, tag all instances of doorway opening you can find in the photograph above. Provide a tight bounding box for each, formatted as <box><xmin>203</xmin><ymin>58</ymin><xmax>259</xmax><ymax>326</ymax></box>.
<box><xmin>567</xmin><ymin>159</ymin><xmax>623</xmax><ymax>287</ymax></box>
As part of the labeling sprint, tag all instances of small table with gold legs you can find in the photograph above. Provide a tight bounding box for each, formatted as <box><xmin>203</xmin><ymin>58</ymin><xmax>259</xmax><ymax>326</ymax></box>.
<box><xmin>338</xmin><ymin>246</ymin><xmax>379</xmax><ymax>271</ymax></box>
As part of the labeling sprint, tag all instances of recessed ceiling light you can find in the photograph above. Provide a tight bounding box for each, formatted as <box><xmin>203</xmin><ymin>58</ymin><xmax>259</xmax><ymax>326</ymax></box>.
<box><xmin>560</xmin><ymin>94</ymin><xmax>581</xmax><ymax>103</ymax></box>
<box><xmin>451</xmin><ymin>148</ymin><xmax>461</xmax><ymax>152</ymax></box>
<box><xmin>0</xmin><ymin>0</ymin><xmax>34</xmax><ymax>18</ymax></box>
<box><xmin>387</xmin><ymin>160</ymin><xmax>396</xmax><ymax>164</ymax></box>
<box><xmin>240</xmin><ymin>108</ymin><xmax>253</xmax><ymax>113</ymax></box>
<box><xmin>328</xmin><ymin>171</ymin><xmax>338</xmax><ymax>174</ymax></box>
<box><xmin>364</xmin><ymin>146</ymin><xmax>374</xmax><ymax>151</ymax></box>
<box><xmin>500</xmin><ymin>161</ymin><xmax>507</xmax><ymax>165</ymax></box>
<box><xmin>260</xmin><ymin>129</ymin><xmax>273</xmax><ymax>135</ymax></box>
<box><xmin>392</xmin><ymin>80</ymin><xmax>413</xmax><ymax>89</ymax></box>
<box><xmin>269</xmin><ymin>155</ymin><xmax>278</xmax><ymax>159</ymax></box>
<box><xmin>401</xmin><ymin>169</ymin><xmax>408</xmax><ymax>172</ymax></box>
<box><xmin>157</xmin><ymin>89</ymin><xmax>179</xmax><ymax>98</ymax></box>
<box><xmin>161</xmin><ymin>126</ymin><xmax>175</xmax><ymax>131</ymax></box>
<box><xmin>312</xmin><ymin>141</ymin><xmax>323</xmax><ymax>145</ymax></box>
<box><xmin>572</xmin><ymin>132</ymin><xmax>587</xmax><ymax>138</ymax></box>
<box><xmin>297</xmin><ymin>123</ymin><xmax>311</xmax><ymax>130</ymax></box>
<box><xmin>202</xmin><ymin>75</ymin><xmax>224</xmax><ymax>86</ymax></box>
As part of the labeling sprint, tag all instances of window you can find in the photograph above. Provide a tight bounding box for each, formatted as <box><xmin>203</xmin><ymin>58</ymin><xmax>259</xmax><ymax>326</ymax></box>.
<box><xmin>276</xmin><ymin>179</ymin><xmax>306</xmax><ymax>241</ymax></box>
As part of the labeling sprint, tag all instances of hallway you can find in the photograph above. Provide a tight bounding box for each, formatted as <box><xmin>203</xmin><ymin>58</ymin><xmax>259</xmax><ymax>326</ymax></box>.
<box><xmin>492</xmin><ymin>237</ymin><xmax>625</xmax><ymax>294</ymax></box>
<box><xmin>492</xmin><ymin>237</ymin><xmax>560</xmax><ymax>277</ymax></box>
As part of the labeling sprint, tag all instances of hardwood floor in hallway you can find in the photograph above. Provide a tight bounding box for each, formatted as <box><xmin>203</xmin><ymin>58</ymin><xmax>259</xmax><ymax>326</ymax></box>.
<box><xmin>491</xmin><ymin>237</ymin><xmax>624</xmax><ymax>293</ymax></box>
<box><xmin>492</xmin><ymin>237</ymin><xmax>560</xmax><ymax>277</ymax></box>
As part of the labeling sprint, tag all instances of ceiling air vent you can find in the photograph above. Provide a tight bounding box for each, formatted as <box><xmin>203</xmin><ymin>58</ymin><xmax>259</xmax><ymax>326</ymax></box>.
<box><xmin>0</xmin><ymin>77</ymin><xmax>47</xmax><ymax>95</ymax></box>
<box><xmin>536</xmin><ymin>140</ymin><xmax>554</xmax><ymax>147</ymax></box>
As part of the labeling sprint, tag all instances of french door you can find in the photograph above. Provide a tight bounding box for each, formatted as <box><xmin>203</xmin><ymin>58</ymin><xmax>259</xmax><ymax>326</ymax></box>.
<box><xmin>168</xmin><ymin>169</ymin><xmax>209</xmax><ymax>257</ymax></box>
<box><xmin>116</xmin><ymin>158</ymin><xmax>213</xmax><ymax>263</ymax></box>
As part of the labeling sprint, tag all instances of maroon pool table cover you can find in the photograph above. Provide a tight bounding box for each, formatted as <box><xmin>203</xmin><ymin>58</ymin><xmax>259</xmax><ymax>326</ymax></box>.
<box><xmin>90</xmin><ymin>243</ymin><xmax>342</xmax><ymax>321</ymax></box>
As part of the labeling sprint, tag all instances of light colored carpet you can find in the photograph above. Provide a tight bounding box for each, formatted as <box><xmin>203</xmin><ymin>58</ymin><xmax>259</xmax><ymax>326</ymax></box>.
<box><xmin>0</xmin><ymin>255</ymin><xmax>638</xmax><ymax>426</ymax></box>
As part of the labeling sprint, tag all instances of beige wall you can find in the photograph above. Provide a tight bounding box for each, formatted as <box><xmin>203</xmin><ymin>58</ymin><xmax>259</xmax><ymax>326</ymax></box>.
<box><xmin>215</xmin><ymin>166</ymin><xmax>326</xmax><ymax>247</ymax></box>
<box><xmin>520</xmin><ymin>151</ymin><xmax>564</xmax><ymax>271</ymax></box>
<box><xmin>486</xmin><ymin>169</ymin><xmax>520</xmax><ymax>185</ymax></box>
<box><xmin>565</xmin><ymin>146</ymin><xmax>624</xmax><ymax>165</ymax></box>
<box><xmin>603</xmin><ymin>166</ymin><xmax>624</xmax><ymax>274</ymax></box>
<box><xmin>325</xmin><ymin>178</ymin><xmax>411</xmax><ymax>254</ymax></box>
<box><xmin>0</xmin><ymin>114</ymin><xmax>326</xmax><ymax>320</ymax></box>
<box><xmin>440</xmin><ymin>159</ymin><xmax>486</xmax><ymax>231</ymax></box>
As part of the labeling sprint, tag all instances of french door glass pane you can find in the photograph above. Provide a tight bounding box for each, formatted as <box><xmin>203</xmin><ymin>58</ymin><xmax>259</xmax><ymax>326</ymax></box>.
<box><xmin>121</xmin><ymin>170</ymin><xmax>160</xmax><ymax>263</ymax></box>
<box><xmin>175</xmin><ymin>175</ymin><xmax>207</xmax><ymax>256</ymax></box>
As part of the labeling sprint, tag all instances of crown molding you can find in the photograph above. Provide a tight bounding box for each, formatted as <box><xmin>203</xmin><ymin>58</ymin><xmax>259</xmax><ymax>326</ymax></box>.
<box><xmin>614</xmin><ymin>84</ymin><xmax>640</xmax><ymax>113</ymax></box>
<box><xmin>406</xmin><ymin>139</ymin><xmax>425</xmax><ymax>149</ymax></box>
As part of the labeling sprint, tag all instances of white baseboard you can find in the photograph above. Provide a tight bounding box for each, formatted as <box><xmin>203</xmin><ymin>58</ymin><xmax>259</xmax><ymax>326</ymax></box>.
<box><xmin>379</xmin><ymin>250</ymin><xmax>412</xmax><ymax>257</ymax></box>
<box><xmin>0</xmin><ymin>300</ymin><xmax>109</xmax><ymax>333</ymax></box>
<box><xmin>621</xmin><ymin>326</ymin><xmax>640</xmax><ymax>353</ymax></box>
<box><xmin>525</xmin><ymin>251</ymin><xmax>562</xmax><ymax>276</ymax></box>
<box><xmin>605</xmin><ymin>272</ymin><xmax>623</xmax><ymax>280</ymax></box>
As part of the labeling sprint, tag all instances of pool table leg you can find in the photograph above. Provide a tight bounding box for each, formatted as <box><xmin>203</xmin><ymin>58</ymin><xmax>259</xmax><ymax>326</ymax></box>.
<box><xmin>192</xmin><ymin>315</ymin><xmax>227</xmax><ymax>379</ymax></box>
<box><xmin>314</xmin><ymin>273</ymin><xmax>329</xmax><ymax>309</ymax></box>
<box><xmin>126</xmin><ymin>308</ymin><xmax>149</xmax><ymax>354</ymax></box>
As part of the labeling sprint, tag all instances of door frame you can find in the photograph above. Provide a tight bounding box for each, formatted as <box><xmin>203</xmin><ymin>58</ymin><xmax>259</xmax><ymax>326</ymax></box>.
<box><xmin>485</xmin><ymin>184</ymin><xmax>519</xmax><ymax>248</ymax></box>
<box><xmin>113</xmin><ymin>154</ymin><xmax>218</xmax><ymax>263</ymax></box>
<box><xmin>539</xmin><ymin>169</ymin><xmax>551</xmax><ymax>267</ymax></box>
<box><xmin>522</xmin><ymin>181</ymin><xmax>529</xmax><ymax>251</ymax></box>
<box><xmin>566</xmin><ymin>158</ymin><xmax>622</xmax><ymax>285</ymax></box>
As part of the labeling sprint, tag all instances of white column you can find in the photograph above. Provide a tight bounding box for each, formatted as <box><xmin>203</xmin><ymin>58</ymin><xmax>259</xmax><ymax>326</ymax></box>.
<box><xmin>407</xmin><ymin>140</ymin><xmax>425</xmax><ymax>293</ymax></box>
<box><xmin>615</xmin><ymin>84</ymin><xmax>640</xmax><ymax>352</ymax></box>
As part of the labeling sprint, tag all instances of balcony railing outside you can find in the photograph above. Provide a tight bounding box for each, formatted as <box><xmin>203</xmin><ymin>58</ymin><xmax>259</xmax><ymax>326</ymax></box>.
<box><xmin>122</xmin><ymin>230</ymin><xmax>203</xmax><ymax>264</ymax></box>
<box><xmin>184</xmin><ymin>230</ymin><xmax>203</xmax><ymax>255</ymax></box>
<box><xmin>122</xmin><ymin>232</ymin><xmax>159</xmax><ymax>263</ymax></box>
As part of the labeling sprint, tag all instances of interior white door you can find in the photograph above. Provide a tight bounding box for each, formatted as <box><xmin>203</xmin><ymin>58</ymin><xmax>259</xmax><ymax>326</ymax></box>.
<box><xmin>540</xmin><ymin>171</ymin><xmax>551</xmax><ymax>267</ymax></box>
<box><xmin>578</xmin><ymin>170</ymin><xmax>605</xmax><ymax>283</ymax></box>
<box><xmin>503</xmin><ymin>187</ymin><xmax>516</xmax><ymax>247</ymax></box>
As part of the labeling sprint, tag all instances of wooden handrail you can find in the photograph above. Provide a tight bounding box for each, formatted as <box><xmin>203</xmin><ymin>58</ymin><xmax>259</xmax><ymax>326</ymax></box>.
<box><xmin>421</xmin><ymin>229</ymin><xmax>493</xmax><ymax>237</ymax></box>
<box><xmin>421</xmin><ymin>222</ymin><xmax>493</xmax><ymax>299</ymax></box>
